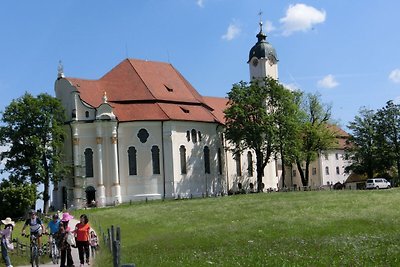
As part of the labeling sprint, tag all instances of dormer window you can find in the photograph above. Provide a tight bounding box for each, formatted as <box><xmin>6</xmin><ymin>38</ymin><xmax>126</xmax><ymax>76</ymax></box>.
<box><xmin>165</xmin><ymin>85</ymin><xmax>173</xmax><ymax>92</ymax></box>
<box><xmin>180</xmin><ymin>107</ymin><xmax>189</xmax><ymax>114</ymax></box>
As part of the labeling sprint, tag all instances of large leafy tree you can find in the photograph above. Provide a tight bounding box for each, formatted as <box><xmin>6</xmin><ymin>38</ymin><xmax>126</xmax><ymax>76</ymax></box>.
<box><xmin>373</xmin><ymin>101</ymin><xmax>400</xmax><ymax>183</ymax></box>
<box><xmin>294</xmin><ymin>93</ymin><xmax>336</xmax><ymax>186</ymax></box>
<box><xmin>0</xmin><ymin>92</ymin><xmax>67</xmax><ymax>213</ymax></box>
<box><xmin>346</xmin><ymin>108</ymin><xmax>381</xmax><ymax>178</ymax></box>
<box><xmin>224</xmin><ymin>77</ymin><xmax>298</xmax><ymax>191</ymax></box>
<box><xmin>0</xmin><ymin>179</ymin><xmax>36</xmax><ymax>218</ymax></box>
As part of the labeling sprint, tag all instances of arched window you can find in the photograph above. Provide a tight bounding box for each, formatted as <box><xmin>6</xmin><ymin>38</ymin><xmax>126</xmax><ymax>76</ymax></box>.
<box><xmin>191</xmin><ymin>129</ymin><xmax>197</xmax><ymax>143</ymax></box>
<box><xmin>336</xmin><ymin>166</ymin><xmax>340</xmax><ymax>175</ymax></box>
<box><xmin>204</xmin><ymin>146</ymin><xmax>210</xmax><ymax>174</ymax></box>
<box><xmin>198</xmin><ymin>131</ymin><xmax>202</xmax><ymax>141</ymax></box>
<box><xmin>217</xmin><ymin>148</ymin><xmax>223</xmax><ymax>175</ymax></box>
<box><xmin>186</xmin><ymin>131</ymin><xmax>190</xmax><ymax>142</ymax></box>
<box><xmin>151</xmin><ymin>145</ymin><xmax>160</xmax><ymax>175</ymax></box>
<box><xmin>180</xmin><ymin>145</ymin><xmax>187</xmax><ymax>174</ymax></box>
<box><xmin>84</xmin><ymin>148</ymin><xmax>94</xmax><ymax>177</ymax></box>
<box><xmin>235</xmin><ymin>152</ymin><xmax>242</xmax><ymax>176</ymax></box>
<box><xmin>247</xmin><ymin>152</ymin><xmax>253</xmax><ymax>177</ymax></box>
<box><xmin>325</xmin><ymin>166</ymin><xmax>330</xmax><ymax>175</ymax></box>
<box><xmin>85</xmin><ymin>111</ymin><xmax>90</xmax><ymax>118</ymax></box>
<box><xmin>128</xmin><ymin>146</ymin><xmax>137</xmax><ymax>175</ymax></box>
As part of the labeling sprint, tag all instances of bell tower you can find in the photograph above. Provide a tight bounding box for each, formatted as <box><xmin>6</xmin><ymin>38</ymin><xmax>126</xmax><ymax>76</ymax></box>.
<box><xmin>248</xmin><ymin>21</ymin><xmax>278</xmax><ymax>81</ymax></box>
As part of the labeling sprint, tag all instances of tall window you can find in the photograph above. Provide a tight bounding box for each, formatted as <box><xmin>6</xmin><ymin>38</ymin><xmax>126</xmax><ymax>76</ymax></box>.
<box><xmin>151</xmin><ymin>145</ymin><xmax>160</xmax><ymax>174</ymax></box>
<box><xmin>235</xmin><ymin>152</ymin><xmax>242</xmax><ymax>176</ymax></box>
<box><xmin>335</xmin><ymin>153</ymin><xmax>339</xmax><ymax>160</ymax></box>
<box><xmin>180</xmin><ymin>145</ymin><xmax>187</xmax><ymax>174</ymax></box>
<box><xmin>84</xmin><ymin>148</ymin><xmax>94</xmax><ymax>177</ymax></box>
<box><xmin>191</xmin><ymin>129</ymin><xmax>197</xmax><ymax>143</ymax></box>
<box><xmin>204</xmin><ymin>146</ymin><xmax>210</xmax><ymax>174</ymax></box>
<box><xmin>198</xmin><ymin>131</ymin><xmax>202</xmax><ymax>141</ymax></box>
<box><xmin>128</xmin><ymin>146</ymin><xmax>137</xmax><ymax>175</ymax></box>
<box><xmin>186</xmin><ymin>131</ymin><xmax>190</xmax><ymax>142</ymax></box>
<box><xmin>217</xmin><ymin>148</ymin><xmax>223</xmax><ymax>175</ymax></box>
<box><xmin>336</xmin><ymin>166</ymin><xmax>340</xmax><ymax>175</ymax></box>
<box><xmin>247</xmin><ymin>152</ymin><xmax>253</xmax><ymax>177</ymax></box>
<box><xmin>312</xmin><ymin>167</ymin><xmax>317</xmax><ymax>175</ymax></box>
<box><xmin>292</xmin><ymin>169</ymin><xmax>296</xmax><ymax>177</ymax></box>
<box><xmin>325</xmin><ymin>166</ymin><xmax>330</xmax><ymax>175</ymax></box>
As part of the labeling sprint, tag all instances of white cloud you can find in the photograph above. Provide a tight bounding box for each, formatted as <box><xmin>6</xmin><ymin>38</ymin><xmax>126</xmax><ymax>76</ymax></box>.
<box><xmin>317</xmin><ymin>74</ymin><xmax>339</xmax><ymax>88</ymax></box>
<box><xmin>265</xmin><ymin>20</ymin><xmax>276</xmax><ymax>33</ymax></box>
<box><xmin>196</xmin><ymin>0</ymin><xmax>204</xmax><ymax>8</ymax></box>
<box><xmin>222</xmin><ymin>23</ymin><xmax>241</xmax><ymax>41</ymax></box>
<box><xmin>280</xmin><ymin>3</ymin><xmax>326</xmax><ymax>36</ymax></box>
<box><xmin>282</xmin><ymin>83</ymin><xmax>300</xmax><ymax>91</ymax></box>
<box><xmin>389</xmin><ymin>69</ymin><xmax>400</xmax><ymax>83</ymax></box>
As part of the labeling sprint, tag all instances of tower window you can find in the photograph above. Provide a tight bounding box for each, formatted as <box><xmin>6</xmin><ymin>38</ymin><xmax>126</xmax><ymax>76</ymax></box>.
<box><xmin>85</xmin><ymin>111</ymin><xmax>90</xmax><ymax>118</ymax></box>
<box><xmin>137</xmin><ymin>128</ymin><xmax>149</xmax><ymax>143</ymax></box>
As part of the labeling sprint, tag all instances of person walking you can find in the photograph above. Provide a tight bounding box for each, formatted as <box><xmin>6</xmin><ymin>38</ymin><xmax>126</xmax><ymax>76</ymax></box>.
<box><xmin>74</xmin><ymin>214</ymin><xmax>91</xmax><ymax>266</ymax></box>
<box><xmin>55</xmin><ymin>212</ymin><xmax>75</xmax><ymax>267</ymax></box>
<box><xmin>0</xmin><ymin>217</ymin><xmax>15</xmax><ymax>267</ymax></box>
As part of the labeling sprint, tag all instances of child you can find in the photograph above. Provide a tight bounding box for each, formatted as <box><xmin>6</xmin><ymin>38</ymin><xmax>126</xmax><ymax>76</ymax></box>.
<box><xmin>89</xmin><ymin>231</ymin><xmax>98</xmax><ymax>257</ymax></box>
<box><xmin>0</xmin><ymin>217</ymin><xmax>15</xmax><ymax>267</ymax></box>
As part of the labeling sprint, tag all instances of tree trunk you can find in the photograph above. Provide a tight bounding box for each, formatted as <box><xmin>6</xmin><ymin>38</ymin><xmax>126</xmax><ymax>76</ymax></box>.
<box><xmin>256</xmin><ymin>150</ymin><xmax>264</xmax><ymax>192</ymax></box>
<box><xmin>296</xmin><ymin>161</ymin><xmax>307</xmax><ymax>186</ymax></box>
<box><xmin>42</xmin><ymin>154</ymin><xmax>50</xmax><ymax>214</ymax></box>
<box><xmin>280</xmin><ymin>145</ymin><xmax>286</xmax><ymax>188</ymax></box>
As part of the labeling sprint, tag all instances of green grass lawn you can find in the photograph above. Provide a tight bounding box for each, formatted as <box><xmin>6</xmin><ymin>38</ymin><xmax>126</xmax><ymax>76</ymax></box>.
<box><xmin>83</xmin><ymin>189</ymin><xmax>400</xmax><ymax>267</ymax></box>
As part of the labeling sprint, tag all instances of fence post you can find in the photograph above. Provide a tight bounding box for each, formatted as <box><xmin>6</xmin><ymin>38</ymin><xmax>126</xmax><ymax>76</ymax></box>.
<box><xmin>116</xmin><ymin>227</ymin><xmax>121</xmax><ymax>242</ymax></box>
<box><xmin>112</xmin><ymin>240</ymin><xmax>120</xmax><ymax>267</ymax></box>
<box><xmin>107</xmin><ymin>228</ymin><xmax>112</xmax><ymax>252</ymax></box>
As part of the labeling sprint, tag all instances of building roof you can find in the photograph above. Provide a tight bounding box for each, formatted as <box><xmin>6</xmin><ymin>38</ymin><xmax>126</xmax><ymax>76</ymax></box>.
<box><xmin>65</xmin><ymin>59</ymin><xmax>223</xmax><ymax>123</ymax></box>
<box><xmin>328</xmin><ymin>125</ymin><xmax>350</xmax><ymax>150</ymax></box>
<box><xmin>248</xmin><ymin>23</ymin><xmax>278</xmax><ymax>63</ymax></box>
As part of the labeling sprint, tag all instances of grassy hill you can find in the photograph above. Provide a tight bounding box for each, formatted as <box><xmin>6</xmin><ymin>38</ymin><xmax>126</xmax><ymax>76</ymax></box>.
<box><xmin>84</xmin><ymin>189</ymin><xmax>400</xmax><ymax>266</ymax></box>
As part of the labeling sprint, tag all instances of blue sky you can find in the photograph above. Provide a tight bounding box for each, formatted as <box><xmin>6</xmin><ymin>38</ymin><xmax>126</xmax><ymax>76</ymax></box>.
<box><xmin>1</xmin><ymin>0</ymin><xmax>400</xmax><ymax>130</ymax></box>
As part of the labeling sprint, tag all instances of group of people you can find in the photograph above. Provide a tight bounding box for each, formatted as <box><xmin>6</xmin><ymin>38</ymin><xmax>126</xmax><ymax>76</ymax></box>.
<box><xmin>1</xmin><ymin>210</ymin><xmax>98</xmax><ymax>267</ymax></box>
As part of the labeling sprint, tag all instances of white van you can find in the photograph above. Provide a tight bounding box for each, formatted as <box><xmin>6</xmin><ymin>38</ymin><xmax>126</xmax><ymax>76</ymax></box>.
<box><xmin>365</xmin><ymin>178</ymin><xmax>391</xmax><ymax>189</ymax></box>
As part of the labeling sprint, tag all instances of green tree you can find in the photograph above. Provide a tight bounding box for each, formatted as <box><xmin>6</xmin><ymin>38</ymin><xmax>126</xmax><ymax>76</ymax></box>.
<box><xmin>374</xmin><ymin>101</ymin><xmax>400</xmax><ymax>183</ymax></box>
<box><xmin>0</xmin><ymin>92</ymin><xmax>67</xmax><ymax>213</ymax></box>
<box><xmin>224</xmin><ymin>77</ymin><xmax>298</xmax><ymax>191</ymax></box>
<box><xmin>0</xmin><ymin>179</ymin><xmax>36</xmax><ymax>218</ymax></box>
<box><xmin>294</xmin><ymin>93</ymin><xmax>336</xmax><ymax>186</ymax></box>
<box><xmin>346</xmin><ymin>108</ymin><xmax>381</xmax><ymax>178</ymax></box>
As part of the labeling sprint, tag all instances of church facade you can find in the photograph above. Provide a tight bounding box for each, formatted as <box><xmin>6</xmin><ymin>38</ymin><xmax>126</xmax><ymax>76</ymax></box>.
<box><xmin>52</xmin><ymin>24</ymin><xmax>349</xmax><ymax>209</ymax></box>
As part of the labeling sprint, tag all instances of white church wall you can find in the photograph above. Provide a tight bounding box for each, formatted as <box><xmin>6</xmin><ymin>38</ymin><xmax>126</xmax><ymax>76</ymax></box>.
<box><xmin>118</xmin><ymin>121</ymin><xmax>164</xmax><ymax>201</ymax></box>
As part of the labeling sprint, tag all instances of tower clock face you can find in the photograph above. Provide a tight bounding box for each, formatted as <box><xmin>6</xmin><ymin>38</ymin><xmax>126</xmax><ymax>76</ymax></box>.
<box><xmin>252</xmin><ymin>58</ymin><xmax>259</xmax><ymax>67</ymax></box>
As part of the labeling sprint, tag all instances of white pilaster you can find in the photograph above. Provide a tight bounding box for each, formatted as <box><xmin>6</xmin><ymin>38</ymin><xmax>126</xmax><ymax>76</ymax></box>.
<box><xmin>95</xmin><ymin>123</ymin><xmax>106</xmax><ymax>207</ymax></box>
<box><xmin>71</xmin><ymin>122</ymin><xmax>84</xmax><ymax>208</ymax></box>
<box><xmin>110</xmin><ymin>123</ymin><xmax>121</xmax><ymax>204</ymax></box>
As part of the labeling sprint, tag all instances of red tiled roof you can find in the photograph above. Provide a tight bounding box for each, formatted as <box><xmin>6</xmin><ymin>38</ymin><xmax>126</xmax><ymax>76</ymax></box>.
<box><xmin>65</xmin><ymin>59</ymin><xmax>222</xmax><ymax>123</ymax></box>
<box><xmin>203</xmin><ymin>96</ymin><xmax>229</xmax><ymax>125</ymax></box>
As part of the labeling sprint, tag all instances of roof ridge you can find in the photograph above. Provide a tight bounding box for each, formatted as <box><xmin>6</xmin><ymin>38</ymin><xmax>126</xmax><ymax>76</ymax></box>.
<box><xmin>127</xmin><ymin>59</ymin><xmax>158</xmax><ymax>101</ymax></box>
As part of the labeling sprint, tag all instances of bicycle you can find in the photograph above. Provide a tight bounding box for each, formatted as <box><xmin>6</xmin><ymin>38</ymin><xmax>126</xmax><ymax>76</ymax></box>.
<box><xmin>22</xmin><ymin>233</ymin><xmax>41</xmax><ymax>267</ymax></box>
<box><xmin>48</xmin><ymin>233</ymin><xmax>60</xmax><ymax>264</ymax></box>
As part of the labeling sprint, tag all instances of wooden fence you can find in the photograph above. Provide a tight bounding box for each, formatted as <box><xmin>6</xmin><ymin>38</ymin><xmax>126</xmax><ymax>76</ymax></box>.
<box><xmin>94</xmin><ymin>223</ymin><xmax>135</xmax><ymax>267</ymax></box>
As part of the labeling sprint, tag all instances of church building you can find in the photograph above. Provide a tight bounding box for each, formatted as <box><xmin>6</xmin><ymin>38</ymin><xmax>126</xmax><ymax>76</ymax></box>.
<box><xmin>52</xmin><ymin>23</ymin><xmax>350</xmax><ymax>209</ymax></box>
